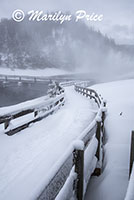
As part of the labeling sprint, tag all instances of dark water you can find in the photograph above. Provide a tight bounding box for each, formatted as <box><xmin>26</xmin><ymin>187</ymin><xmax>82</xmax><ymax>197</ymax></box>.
<box><xmin>0</xmin><ymin>81</ymin><xmax>49</xmax><ymax>107</ymax></box>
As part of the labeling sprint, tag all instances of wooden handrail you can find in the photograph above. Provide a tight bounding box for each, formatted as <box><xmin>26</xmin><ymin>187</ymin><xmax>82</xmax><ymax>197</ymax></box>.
<box><xmin>74</xmin><ymin>85</ymin><xmax>102</xmax><ymax>107</ymax></box>
<box><xmin>0</xmin><ymin>91</ymin><xmax>65</xmax><ymax>135</ymax></box>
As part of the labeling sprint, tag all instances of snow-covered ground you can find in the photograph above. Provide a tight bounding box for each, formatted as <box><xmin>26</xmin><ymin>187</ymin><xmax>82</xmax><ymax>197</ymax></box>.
<box><xmin>0</xmin><ymin>67</ymin><xmax>69</xmax><ymax>77</ymax></box>
<box><xmin>85</xmin><ymin>79</ymin><xmax>134</xmax><ymax>200</ymax></box>
<box><xmin>0</xmin><ymin>86</ymin><xmax>97</xmax><ymax>200</ymax></box>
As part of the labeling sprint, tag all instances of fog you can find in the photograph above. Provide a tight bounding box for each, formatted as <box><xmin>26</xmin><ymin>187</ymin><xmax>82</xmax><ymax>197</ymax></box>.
<box><xmin>0</xmin><ymin>0</ymin><xmax>134</xmax><ymax>44</ymax></box>
<box><xmin>0</xmin><ymin>13</ymin><xmax>134</xmax><ymax>82</ymax></box>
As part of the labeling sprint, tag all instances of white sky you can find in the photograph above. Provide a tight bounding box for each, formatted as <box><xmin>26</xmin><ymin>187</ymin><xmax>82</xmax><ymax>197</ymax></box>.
<box><xmin>0</xmin><ymin>0</ymin><xmax>134</xmax><ymax>44</ymax></box>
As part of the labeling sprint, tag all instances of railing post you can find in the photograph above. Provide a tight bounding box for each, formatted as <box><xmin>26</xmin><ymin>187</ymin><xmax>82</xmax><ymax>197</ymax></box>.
<box><xmin>90</xmin><ymin>91</ymin><xmax>92</xmax><ymax>99</ymax></box>
<box><xmin>96</xmin><ymin>121</ymin><xmax>101</xmax><ymax>161</ymax></box>
<box><xmin>73</xmin><ymin>144</ymin><xmax>84</xmax><ymax>200</ymax></box>
<box><xmin>102</xmin><ymin>100</ymin><xmax>106</xmax><ymax>124</ymax></box>
<box><xmin>34</xmin><ymin>110</ymin><xmax>38</xmax><ymax>117</ymax></box>
<box><xmin>34</xmin><ymin>77</ymin><xmax>37</xmax><ymax>82</ymax></box>
<box><xmin>93</xmin><ymin>119</ymin><xmax>102</xmax><ymax>176</ymax></box>
<box><xmin>129</xmin><ymin>131</ymin><xmax>134</xmax><ymax>177</ymax></box>
<box><xmin>101</xmin><ymin>101</ymin><xmax>107</xmax><ymax>145</ymax></box>
<box><xmin>4</xmin><ymin>119</ymin><xmax>11</xmax><ymax>129</ymax></box>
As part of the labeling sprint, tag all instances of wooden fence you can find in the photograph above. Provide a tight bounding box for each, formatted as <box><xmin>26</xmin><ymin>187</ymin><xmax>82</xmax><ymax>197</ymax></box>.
<box><xmin>36</xmin><ymin>85</ymin><xmax>106</xmax><ymax>200</ymax></box>
<box><xmin>0</xmin><ymin>74</ymin><xmax>93</xmax><ymax>83</ymax></box>
<box><xmin>0</xmin><ymin>90</ymin><xmax>65</xmax><ymax>136</ymax></box>
<box><xmin>75</xmin><ymin>85</ymin><xmax>102</xmax><ymax>107</ymax></box>
<box><xmin>125</xmin><ymin>131</ymin><xmax>134</xmax><ymax>200</ymax></box>
<box><xmin>60</xmin><ymin>81</ymin><xmax>76</xmax><ymax>87</ymax></box>
<box><xmin>0</xmin><ymin>74</ymin><xmax>49</xmax><ymax>83</ymax></box>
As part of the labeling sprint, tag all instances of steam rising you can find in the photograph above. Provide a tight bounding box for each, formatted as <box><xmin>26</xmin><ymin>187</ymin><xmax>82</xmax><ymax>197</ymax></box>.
<box><xmin>0</xmin><ymin>15</ymin><xmax>134</xmax><ymax>81</ymax></box>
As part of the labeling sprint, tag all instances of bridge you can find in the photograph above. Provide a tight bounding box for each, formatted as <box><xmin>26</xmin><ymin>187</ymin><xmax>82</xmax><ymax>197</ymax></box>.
<box><xmin>0</xmin><ymin>73</ymin><xmax>95</xmax><ymax>107</ymax></box>
<box><xmin>0</xmin><ymin>77</ymin><xmax>133</xmax><ymax>200</ymax></box>
<box><xmin>0</xmin><ymin>73</ymin><xmax>97</xmax><ymax>84</ymax></box>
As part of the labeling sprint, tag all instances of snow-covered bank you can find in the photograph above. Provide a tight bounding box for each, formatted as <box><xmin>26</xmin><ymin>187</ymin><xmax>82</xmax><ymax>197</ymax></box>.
<box><xmin>0</xmin><ymin>86</ymin><xmax>97</xmax><ymax>200</ymax></box>
<box><xmin>0</xmin><ymin>67</ymin><xmax>69</xmax><ymax>77</ymax></box>
<box><xmin>85</xmin><ymin>79</ymin><xmax>134</xmax><ymax>200</ymax></box>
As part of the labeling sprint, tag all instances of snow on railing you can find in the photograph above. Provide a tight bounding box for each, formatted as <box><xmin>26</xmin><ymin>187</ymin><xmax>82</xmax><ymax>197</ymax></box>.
<box><xmin>60</xmin><ymin>80</ymin><xmax>92</xmax><ymax>87</ymax></box>
<box><xmin>60</xmin><ymin>81</ymin><xmax>76</xmax><ymax>87</ymax></box>
<box><xmin>0</xmin><ymin>74</ymin><xmax>74</xmax><ymax>82</ymax></box>
<box><xmin>0</xmin><ymin>74</ymin><xmax>76</xmax><ymax>83</ymax></box>
<box><xmin>75</xmin><ymin>81</ymin><xmax>93</xmax><ymax>88</ymax></box>
<box><xmin>36</xmin><ymin>86</ymin><xmax>107</xmax><ymax>200</ymax></box>
<box><xmin>0</xmin><ymin>74</ymin><xmax>91</xmax><ymax>83</ymax></box>
<box><xmin>0</xmin><ymin>90</ymin><xmax>65</xmax><ymax>136</ymax></box>
<box><xmin>74</xmin><ymin>84</ymin><xmax>103</xmax><ymax>107</ymax></box>
<box><xmin>125</xmin><ymin>131</ymin><xmax>134</xmax><ymax>200</ymax></box>
<box><xmin>0</xmin><ymin>74</ymin><xmax>49</xmax><ymax>82</ymax></box>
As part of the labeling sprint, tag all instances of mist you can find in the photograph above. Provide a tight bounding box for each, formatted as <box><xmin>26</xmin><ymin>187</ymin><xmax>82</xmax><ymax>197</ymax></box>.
<box><xmin>0</xmin><ymin>15</ymin><xmax>134</xmax><ymax>81</ymax></box>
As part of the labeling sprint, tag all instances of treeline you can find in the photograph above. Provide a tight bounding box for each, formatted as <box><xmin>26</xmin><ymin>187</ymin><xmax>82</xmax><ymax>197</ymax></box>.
<box><xmin>0</xmin><ymin>17</ymin><xmax>133</xmax><ymax>71</ymax></box>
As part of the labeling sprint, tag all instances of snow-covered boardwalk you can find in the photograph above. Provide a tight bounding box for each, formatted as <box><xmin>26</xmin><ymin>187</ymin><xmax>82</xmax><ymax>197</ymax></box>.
<box><xmin>0</xmin><ymin>86</ymin><xmax>96</xmax><ymax>200</ymax></box>
<box><xmin>85</xmin><ymin>80</ymin><xmax>134</xmax><ymax>200</ymax></box>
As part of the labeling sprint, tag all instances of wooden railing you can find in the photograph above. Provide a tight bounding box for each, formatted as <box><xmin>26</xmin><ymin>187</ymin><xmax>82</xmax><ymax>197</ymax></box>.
<box><xmin>0</xmin><ymin>74</ymin><xmax>93</xmax><ymax>83</ymax></box>
<box><xmin>60</xmin><ymin>81</ymin><xmax>76</xmax><ymax>87</ymax></box>
<box><xmin>75</xmin><ymin>85</ymin><xmax>102</xmax><ymax>107</ymax></box>
<box><xmin>0</xmin><ymin>74</ymin><xmax>75</xmax><ymax>83</ymax></box>
<box><xmin>60</xmin><ymin>81</ymin><xmax>93</xmax><ymax>87</ymax></box>
<box><xmin>36</xmin><ymin>85</ymin><xmax>107</xmax><ymax>200</ymax></box>
<box><xmin>125</xmin><ymin>131</ymin><xmax>134</xmax><ymax>200</ymax></box>
<box><xmin>0</xmin><ymin>74</ymin><xmax>49</xmax><ymax>83</ymax></box>
<box><xmin>0</xmin><ymin>91</ymin><xmax>65</xmax><ymax>136</ymax></box>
